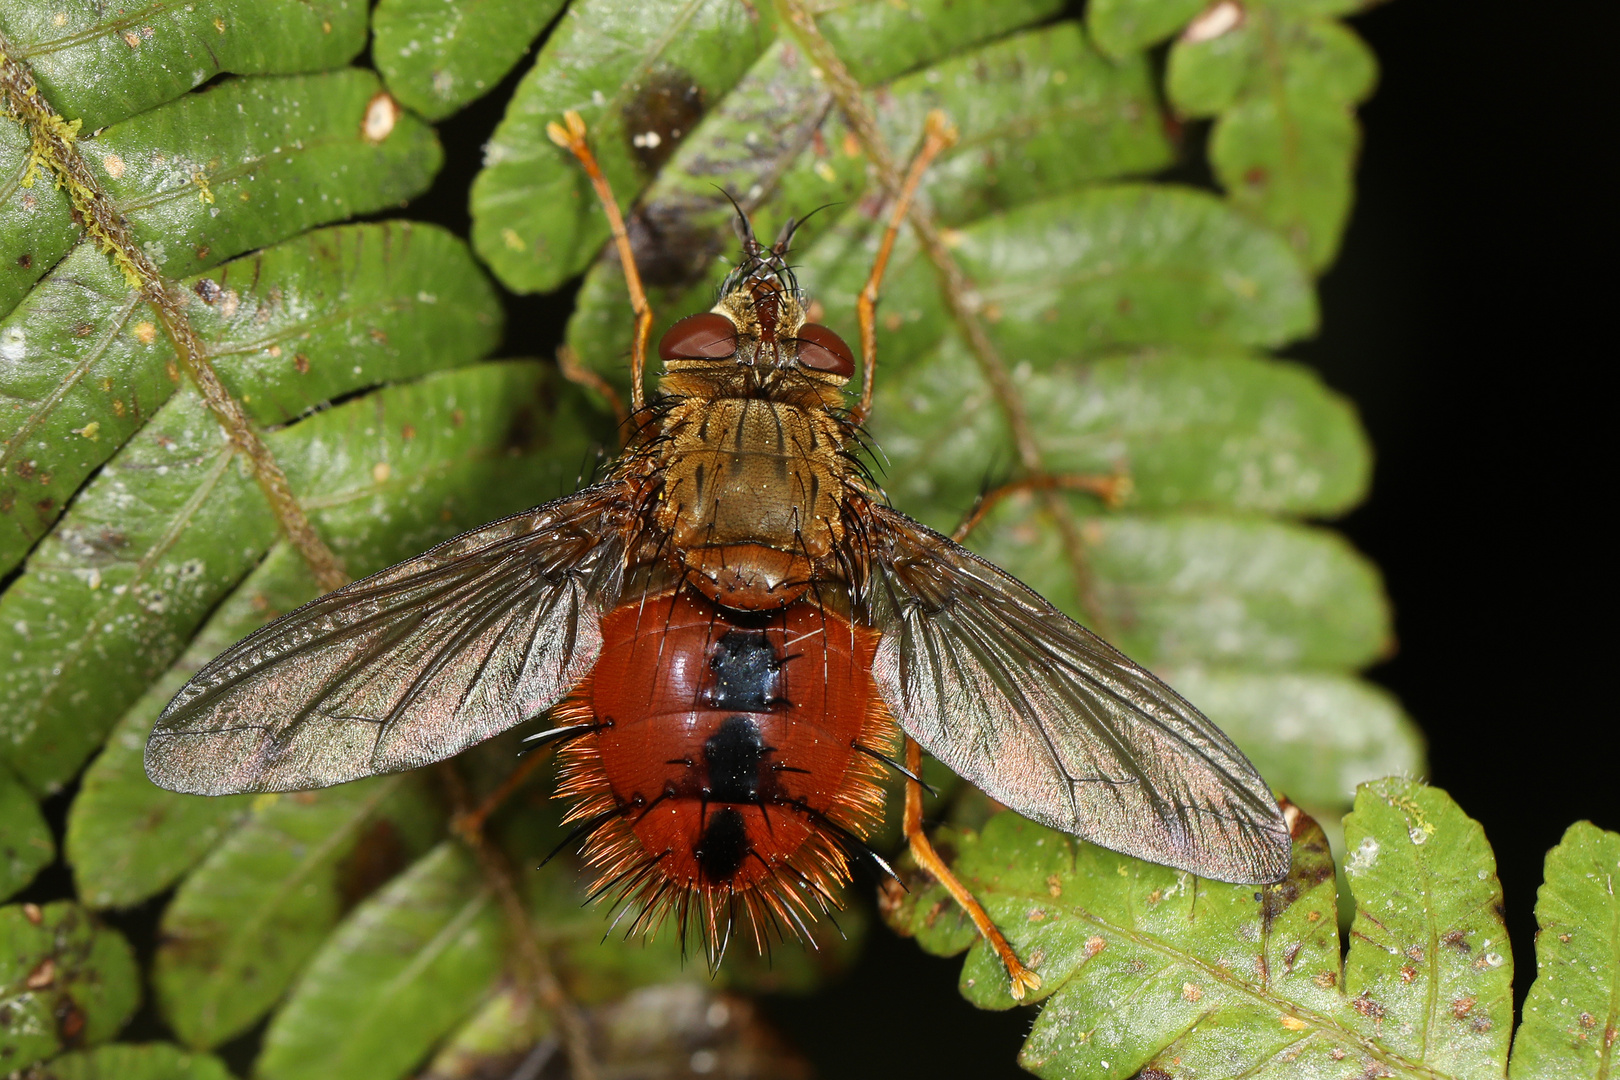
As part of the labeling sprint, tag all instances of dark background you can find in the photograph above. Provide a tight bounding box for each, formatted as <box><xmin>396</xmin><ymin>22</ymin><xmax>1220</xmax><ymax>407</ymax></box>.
<box><xmin>757</xmin><ymin>0</ymin><xmax>1616</xmax><ymax>1075</ymax></box>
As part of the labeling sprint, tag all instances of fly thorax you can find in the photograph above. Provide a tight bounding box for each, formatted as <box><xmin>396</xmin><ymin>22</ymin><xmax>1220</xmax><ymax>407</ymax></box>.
<box><xmin>655</xmin><ymin>396</ymin><xmax>850</xmax><ymax>609</ymax></box>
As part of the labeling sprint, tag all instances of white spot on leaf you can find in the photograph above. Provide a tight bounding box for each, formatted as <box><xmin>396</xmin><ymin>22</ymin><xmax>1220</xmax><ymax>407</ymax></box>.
<box><xmin>1346</xmin><ymin>835</ymin><xmax>1380</xmax><ymax>874</ymax></box>
<box><xmin>1184</xmin><ymin>0</ymin><xmax>1245</xmax><ymax>44</ymax></box>
<box><xmin>362</xmin><ymin>92</ymin><xmax>401</xmax><ymax>143</ymax></box>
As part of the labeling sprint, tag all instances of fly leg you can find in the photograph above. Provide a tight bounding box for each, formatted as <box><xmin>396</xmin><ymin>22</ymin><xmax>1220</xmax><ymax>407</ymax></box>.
<box><xmin>451</xmin><ymin>748</ymin><xmax>553</xmax><ymax>839</ymax></box>
<box><xmin>547</xmin><ymin>111</ymin><xmax>653</xmax><ymax>415</ymax></box>
<box><xmin>902</xmin><ymin>736</ymin><xmax>1042</xmax><ymax>1000</ymax></box>
<box><xmin>951</xmin><ymin>473</ymin><xmax>1133</xmax><ymax>544</ymax></box>
<box><xmin>851</xmin><ymin>111</ymin><xmax>957</xmax><ymax>426</ymax></box>
<box><xmin>557</xmin><ymin>342</ymin><xmax>629</xmax><ymax>433</ymax></box>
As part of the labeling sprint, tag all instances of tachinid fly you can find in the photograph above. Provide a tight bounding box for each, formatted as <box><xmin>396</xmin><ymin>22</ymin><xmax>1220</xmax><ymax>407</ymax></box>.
<box><xmin>146</xmin><ymin>111</ymin><xmax>1291</xmax><ymax>998</ymax></box>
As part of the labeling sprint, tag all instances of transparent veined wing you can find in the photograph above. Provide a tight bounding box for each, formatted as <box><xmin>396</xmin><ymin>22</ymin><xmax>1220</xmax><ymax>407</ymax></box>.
<box><xmin>860</xmin><ymin>504</ymin><xmax>1291</xmax><ymax>884</ymax></box>
<box><xmin>145</xmin><ymin>485</ymin><xmax>629</xmax><ymax>795</ymax></box>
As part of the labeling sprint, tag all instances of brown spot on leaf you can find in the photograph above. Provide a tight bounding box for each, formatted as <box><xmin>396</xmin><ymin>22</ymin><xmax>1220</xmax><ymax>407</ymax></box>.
<box><xmin>1442</xmin><ymin>930</ymin><xmax>1470</xmax><ymax>952</ymax></box>
<box><xmin>1047</xmin><ymin>874</ymin><xmax>1063</xmax><ymax>898</ymax></box>
<box><xmin>368</xmin><ymin>327</ymin><xmax>388</xmax><ymax>344</ymax></box>
<box><xmin>22</xmin><ymin>903</ymin><xmax>42</xmax><ymax>924</ymax></box>
<box><xmin>401</xmin><ymin>424</ymin><xmax>416</xmax><ymax>440</ymax></box>
<box><xmin>1399</xmin><ymin>965</ymin><xmax>1417</xmax><ymax>983</ymax></box>
<box><xmin>451</xmin><ymin>409</ymin><xmax>465</xmax><ymax>427</ymax></box>
<box><xmin>294</xmin><ymin>353</ymin><xmax>310</xmax><ymax>373</ymax></box>
<box><xmin>1244</xmin><ymin>166</ymin><xmax>1269</xmax><ymax>187</ymax></box>
<box><xmin>1140</xmin><ymin>1068</ymin><xmax>1174</xmax><ymax>1080</ymax></box>
<box><xmin>16</xmin><ymin>253</ymin><xmax>30</xmax><ymax>268</ymax></box>
<box><xmin>623</xmin><ymin>69</ymin><xmax>704</xmax><ymax>173</ymax></box>
<box><xmin>71</xmin><ymin>322</ymin><xmax>95</xmax><ymax>337</ymax></box>
<box><xmin>1351</xmin><ymin>992</ymin><xmax>1386</xmax><ymax>1020</ymax></box>
<box><xmin>194</xmin><ymin>278</ymin><xmax>222</xmax><ymax>303</ymax></box>
<box><xmin>1580</xmin><ymin>1011</ymin><xmax>1597</xmax><ymax>1028</ymax></box>
<box><xmin>1084</xmin><ymin>935</ymin><xmax>1106</xmax><ymax>958</ymax></box>
<box><xmin>26</xmin><ymin>958</ymin><xmax>56</xmax><ymax>989</ymax></box>
<box><xmin>622</xmin><ymin>196</ymin><xmax>729</xmax><ymax>290</ymax></box>
<box><xmin>58</xmin><ymin>1003</ymin><xmax>86</xmax><ymax>1042</ymax></box>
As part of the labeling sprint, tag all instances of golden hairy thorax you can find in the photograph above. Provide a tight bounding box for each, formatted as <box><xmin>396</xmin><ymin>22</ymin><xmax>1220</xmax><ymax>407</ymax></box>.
<box><xmin>648</xmin><ymin>368</ymin><xmax>860</xmax><ymax>609</ymax></box>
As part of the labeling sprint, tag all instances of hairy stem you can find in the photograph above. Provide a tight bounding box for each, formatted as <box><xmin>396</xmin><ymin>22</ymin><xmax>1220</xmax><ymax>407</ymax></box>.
<box><xmin>0</xmin><ymin>35</ymin><xmax>347</xmax><ymax>592</ymax></box>
<box><xmin>440</xmin><ymin>763</ymin><xmax>599</xmax><ymax>1080</ymax></box>
<box><xmin>774</xmin><ymin>1</ymin><xmax>1110</xmax><ymax>630</ymax></box>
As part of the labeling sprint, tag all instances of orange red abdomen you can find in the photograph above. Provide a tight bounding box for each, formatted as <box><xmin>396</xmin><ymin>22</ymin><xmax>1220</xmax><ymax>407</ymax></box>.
<box><xmin>553</xmin><ymin>589</ymin><xmax>896</xmax><ymax>955</ymax></box>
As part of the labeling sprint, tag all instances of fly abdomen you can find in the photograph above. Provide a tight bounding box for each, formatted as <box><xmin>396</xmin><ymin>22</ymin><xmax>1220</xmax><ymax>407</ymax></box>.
<box><xmin>551</xmin><ymin>588</ymin><xmax>897</xmax><ymax>963</ymax></box>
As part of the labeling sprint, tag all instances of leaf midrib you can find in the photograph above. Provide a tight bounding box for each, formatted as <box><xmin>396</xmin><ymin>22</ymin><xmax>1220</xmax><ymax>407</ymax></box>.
<box><xmin>974</xmin><ymin>871</ymin><xmax>1456</xmax><ymax>1079</ymax></box>
<box><xmin>25</xmin><ymin>436</ymin><xmax>238</xmax><ymax>715</ymax></box>
<box><xmin>0</xmin><ymin>284</ymin><xmax>145</xmax><ymax>475</ymax></box>
<box><xmin>186</xmin><ymin>774</ymin><xmax>407</xmax><ymax>1039</ymax></box>
<box><xmin>331</xmin><ymin>884</ymin><xmax>493</xmax><ymax>1071</ymax></box>
<box><xmin>15</xmin><ymin>0</ymin><xmax>195</xmax><ymax>59</ymax></box>
<box><xmin>110</xmin><ymin>123</ymin><xmax>366</xmax><ymax>218</ymax></box>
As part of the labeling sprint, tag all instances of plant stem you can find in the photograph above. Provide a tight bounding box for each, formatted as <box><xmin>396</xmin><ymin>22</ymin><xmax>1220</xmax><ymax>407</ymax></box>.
<box><xmin>0</xmin><ymin>35</ymin><xmax>347</xmax><ymax>592</ymax></box>
<box><xmin>774</xmin><ymin>1</ymin><xmax>1110</xmax><ymax>630</ymax></box>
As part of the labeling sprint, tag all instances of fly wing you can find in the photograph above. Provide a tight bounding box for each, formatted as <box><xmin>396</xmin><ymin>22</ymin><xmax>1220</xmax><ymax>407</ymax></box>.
<box><xmin>860</xmin><ymin>504</ymin><xmax>1291</xmax><ymax>884</ymax></box>
<box><xmin>146</xmin><ymin>485</ymin><xmax>629</xmax><ymax>795</ymax></box>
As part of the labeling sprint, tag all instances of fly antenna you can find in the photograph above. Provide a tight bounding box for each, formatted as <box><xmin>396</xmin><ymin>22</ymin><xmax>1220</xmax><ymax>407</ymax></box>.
<box><xmin>772</xmin><ymin>201</ymin><xmax>842</xmax><ymax>255</ymax></box>
<box><xmin>715</xmin><ymin>186</ymin><xmax>762</xmax><ymax>257</ymax></box>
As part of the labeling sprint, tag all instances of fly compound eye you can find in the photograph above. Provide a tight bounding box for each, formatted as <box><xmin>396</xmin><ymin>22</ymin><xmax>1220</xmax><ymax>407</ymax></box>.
<box><xmin>658</xmin><ymin>312</ymin><xmax>739</xmax><ymax>361</ymax></box>
<box><xmin>794</xmin><ymin>323</ymin><xmax>855</xmax><ymax>377</ymax></box>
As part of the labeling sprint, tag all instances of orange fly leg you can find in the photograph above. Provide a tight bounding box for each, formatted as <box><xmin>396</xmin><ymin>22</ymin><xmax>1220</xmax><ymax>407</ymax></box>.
<box><xmin>951</xmin><ymin>472</ymin><xmax>1134</xmax><ymax>544</ymax></box>
<box><xmin>852</xmin><ymin>110</ymin><xmax>957</xmax><ymax>426</ymax></box>
<box><xmin>556</xmin><ymin>342</ymin><xmax>630</xmax><ymax>435</ymax></box>
<box><xmin>451</xmin><ymin>748</ymin><xmax>554</xmax><ymax>841</ymax></box>
<box><xmin>902</xmin><ymin>738</ymin><xmax>1042</xmax><ymax>1000</ymax></box>
<box><xmin>547</xmin><ymin>110</ymin><xmax>654</xmax><ymax>414</ymax></box>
